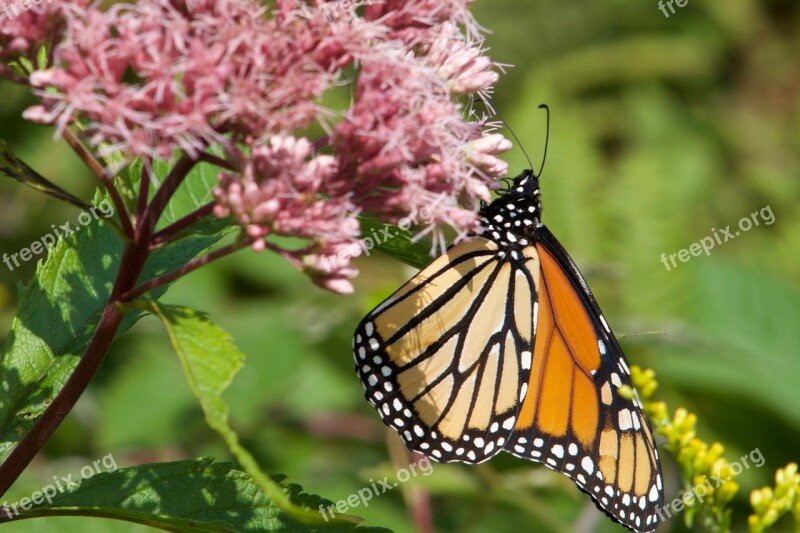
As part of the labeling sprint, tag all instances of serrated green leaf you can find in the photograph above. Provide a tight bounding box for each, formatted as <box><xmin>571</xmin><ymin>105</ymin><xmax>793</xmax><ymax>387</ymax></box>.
<box><xmin>0</xmin><ymin>458</ymin><xmax>390</xmax><ymax>533</ymax></box>
<box><xmin>356</xmin><ymin>216</ymin><xmax>433</xmax><ymax>270</ymax></box>
<box><xmin>0</xmin><ymin>192</ymin><xmax>229</xmax><ymax>457</ymax></box>
<box><xmin>138</xmin><ymin>301</ymin><xmax>365</xmax><ymax>527</ymax></box>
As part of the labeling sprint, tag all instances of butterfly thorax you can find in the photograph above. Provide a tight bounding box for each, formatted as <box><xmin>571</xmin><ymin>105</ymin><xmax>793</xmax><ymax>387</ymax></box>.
<box><xmin>476</xmin><ymin>170</ymin><xmax>542</xmax><ymax>256</ymax></box>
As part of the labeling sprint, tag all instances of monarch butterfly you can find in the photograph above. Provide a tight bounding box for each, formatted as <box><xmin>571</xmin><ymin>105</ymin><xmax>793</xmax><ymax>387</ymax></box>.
<box><xmin>353</xmin><ymin>130</ymin><xmax>664</xmax><ymax>533</ymax></box>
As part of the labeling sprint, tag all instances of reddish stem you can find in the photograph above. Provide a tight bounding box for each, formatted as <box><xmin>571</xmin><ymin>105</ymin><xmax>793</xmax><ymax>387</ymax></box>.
<box><xmin>62</xmin><ymin>129</ymin><xmax>134</xmax><ymax>239</ymax></box>
<box><xmin>151</xmin><ymin>202</ymin><xmax>215</xmax><ymax>248</ymax></box>
<box><xmin>199</xmin><ymin>152</ymin><xmax>236</xmax><ymax>171</ymax></box>
<box><xmin>0</xmin><ymin>150</ymin><xmax>203</xmax><ymax>502</ymax></box>
<box><xmin>137</xmin><ymin>162</ymin><xmax>152</xmax><ymax>221</ymax></box>
<box><xmin>0</xmin><ymin>240</ymin><xmax>147</xmax><ymax>499</ymax></box>
<box><xmin>122</xmin><ymin>239</ymin><xmax>249</xmax><ymax>302</ymax></box>
<box><xmin>140</xmin><ymin>153</ymin><xmax>200</xmax><ymax>239</ymax></box>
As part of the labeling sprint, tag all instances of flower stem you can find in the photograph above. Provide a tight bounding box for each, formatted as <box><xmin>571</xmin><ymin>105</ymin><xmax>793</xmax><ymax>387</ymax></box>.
<box><xmin>0</xmin><ymin>238</ymin><xmax>151</xmax><ymax>499</ymax></box>
<box><xmin>0</xmin><ymin>302</ymin><xmax>123</xmax><ymax>499</ymax></box>
<box><xmin>0</xmin><ymin>149</ymin><xmax>208</xmax><ymax>501</ymax></box>
<box><xmin>199</xmin><ymin>152</ymin><xmax>236</xmax><ymax>171</ymax></box>
<box><xmin>122</xmin><ymin>239</ymin><xmax>249</xmax><ymax>302</ymax></box>
<box><xmin>140</xmin><ymin>152</ymin><xmax>201</xmax><ymax>239</ymax></box>
<box><xmin>137</xmin><ymin>162</ymin><xmax>152</xmax><ymax>221</ymax></box>
<box><xmin>62</xmin><ymin>128</ymin><xmax>134</xmax><ymax>239</ymax></box>
<box><xmin>151</xmin><ymin>202</ymin><xmax>215</xmax><ymax>248</ymax></box>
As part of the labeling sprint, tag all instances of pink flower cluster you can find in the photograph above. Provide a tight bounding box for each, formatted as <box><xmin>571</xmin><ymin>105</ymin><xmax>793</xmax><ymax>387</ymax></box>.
<box><xmin>23</xmin><ymin>0</ymin><xmax>363</xmax><ymax>158</ymax></box>
<box><xmin>214</xmin><ymin>135</ymin><xmax>360</xmax><ymax>294</ymax></box>
<box><xmin>7</xmin><ymin>0</ymin><xmax>511</xmax><ymax>293</ymax></box>
<box><xmin>0</xmin><ymin>0</ymin><xmax>86</xmax><ymax>70</ymax></box>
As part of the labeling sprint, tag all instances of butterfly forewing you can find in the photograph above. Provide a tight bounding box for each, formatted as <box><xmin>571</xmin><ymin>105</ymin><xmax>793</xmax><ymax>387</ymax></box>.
<box><xmin>354</xmin><ymin>237</ymin><xmax>535</xmax><ymax>463</ymax></box>
<box><xmin>506</xmin><ymin>230</ymin><xmax>663</xmax><ymax>532</ymax></box>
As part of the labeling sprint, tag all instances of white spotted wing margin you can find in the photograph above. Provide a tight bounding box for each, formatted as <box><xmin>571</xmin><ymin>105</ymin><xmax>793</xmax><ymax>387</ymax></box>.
<box><xmin>504</xmin><ymin>226</ymin><xmax>664</xmax><ymax>533</ymax></box>
<box><xmin>353</xmin><ymin>237</ymin><xmax>537</xmax><ymax>464</ymax></box>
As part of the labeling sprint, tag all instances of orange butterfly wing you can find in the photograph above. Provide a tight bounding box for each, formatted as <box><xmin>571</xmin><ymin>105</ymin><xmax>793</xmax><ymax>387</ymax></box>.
<box><xmin>506</xmin><ymin>227</ymin><xmax>664</xmax><ymax>533</ymax></box>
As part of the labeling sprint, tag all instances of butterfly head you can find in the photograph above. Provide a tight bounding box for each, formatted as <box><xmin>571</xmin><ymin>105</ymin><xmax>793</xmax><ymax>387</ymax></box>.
<box><xmin>509</xmin><ymin>168</ymin><xmax>541</xmax><ymax>198</ymax></box>
<box><xmin>477</xmin><ymin>169</ymin><xmax>543</xmax><ymax>249</ymax></box>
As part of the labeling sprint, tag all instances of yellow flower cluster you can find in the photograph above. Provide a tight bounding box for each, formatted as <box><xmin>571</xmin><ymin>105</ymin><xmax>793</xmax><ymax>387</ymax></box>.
<box><xmin>626</xmin><ymin>366</ymin><xmax>738</xmax><ymax>530</ymax></box>
<box><xmin>749</xmin><ymin>463</ymin><xmax>800</xmax><ymax>532</ymax></box>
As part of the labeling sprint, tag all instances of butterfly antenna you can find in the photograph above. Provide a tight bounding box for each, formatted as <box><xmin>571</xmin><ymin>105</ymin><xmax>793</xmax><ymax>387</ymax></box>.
<box><xmin>536</xmin><ymin>103</ymin><xmax>550</xmax><ymax>178</ymax></box>
<box><xmin>495</xmin><ymin>107</ymin><xmax>533</xmax><ymax>171</ymax></box>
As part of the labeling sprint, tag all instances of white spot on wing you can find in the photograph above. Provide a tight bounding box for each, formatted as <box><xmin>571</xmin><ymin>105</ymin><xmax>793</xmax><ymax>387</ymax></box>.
<box><xmin>568</xmin><ymin>443</ymin><xmax>578</xmax><ymax>456</ymax></box>
<box><xmin>618</xmin><ymin>409</ymin><xmax>633</xmax><ymax>431</ymax></box>
<box><xmin>520</xmin><ymin>351</ymin><xmax>532</xmax><ymax>370</ymax></box>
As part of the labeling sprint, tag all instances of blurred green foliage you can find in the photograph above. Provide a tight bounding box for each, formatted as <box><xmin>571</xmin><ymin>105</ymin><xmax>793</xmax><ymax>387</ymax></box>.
<box><xmin>1</xmin><ymin>0</ymin><xmax>798</xmax><ymax>531</ymax></box>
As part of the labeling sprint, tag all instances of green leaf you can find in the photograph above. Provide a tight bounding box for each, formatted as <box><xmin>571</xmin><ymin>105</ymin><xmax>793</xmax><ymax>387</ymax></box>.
<box><xmin>36</xmin><ymin>46</ymin><xmax>48</xmax><ymax>70</ymax></box>
<box><xmin>137</xmin><ymin>301</ymin><xmax>365</xmax><ymax>527</ymax></box>
<box><xmin>1</xmin><ymin>151</ymin><xmax>234</xmax><ymax>455</ymax></box>
<box><xmin>356</xmin><ymin>216</ymin><xmax>433</xmax><ymax>270</ymax></box>
<box><xmin>0</xmin><ymin>195</ymin><xmax>228</xmax><ymax>457</ymax></box>
<box><xmin>0</xmin><ymin>139</ymin><xmax>90</xmax><ymax>210</ymax></box>
<box><xmin>0</xmin><ymin>458</ymin><xmax>390</xmax><ymax>532</ymax></box>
